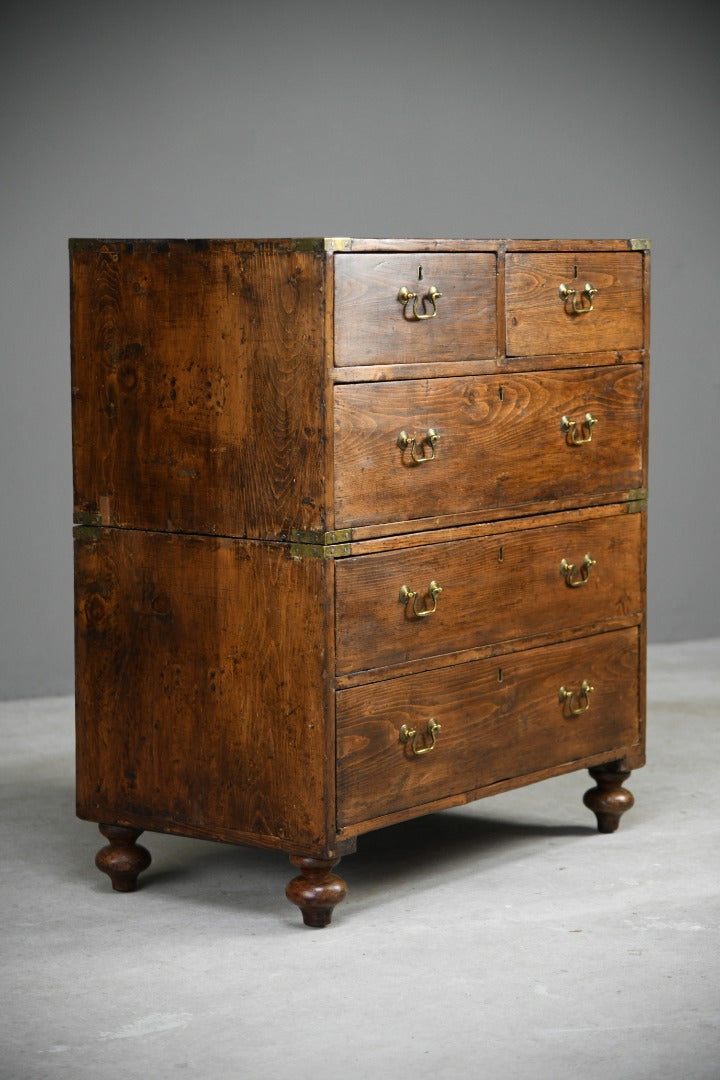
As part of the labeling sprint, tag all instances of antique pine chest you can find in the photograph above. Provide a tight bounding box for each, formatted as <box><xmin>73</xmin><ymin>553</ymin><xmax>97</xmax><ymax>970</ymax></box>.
<box><xmin>71</xmin><ymin>237</ymin><xmax>649</xmax><ymax>926</ymax></box>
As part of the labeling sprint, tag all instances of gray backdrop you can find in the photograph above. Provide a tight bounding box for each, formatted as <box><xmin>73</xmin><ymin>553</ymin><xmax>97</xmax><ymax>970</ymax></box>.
<box><xmin>2</xmin><ymin>0</ymin><xmax>719</xmax><ymax>699</ymax></box>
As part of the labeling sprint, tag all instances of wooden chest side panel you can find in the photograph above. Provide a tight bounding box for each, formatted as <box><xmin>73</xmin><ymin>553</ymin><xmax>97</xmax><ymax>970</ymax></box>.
<box><xmin>71</xmin><ymin>240</ymin><xmax>327</xmax><ymax>540</ymax></box>
<box><xmin>74</xmin><ymin>529</ymin><xmax>330</xmax><ymax>852</ymax></box>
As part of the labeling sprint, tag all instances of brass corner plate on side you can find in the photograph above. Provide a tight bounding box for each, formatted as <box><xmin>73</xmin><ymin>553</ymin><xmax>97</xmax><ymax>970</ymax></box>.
<box><xmin>289</xmin><ymin>528</ymin><xmax>353</xmax><ymax>559</ymax></box>
<box><xmin>73</xmin><ymin>510</ymin><xmax>102</xmax><ymax>540</ymax></box>
<box><xmin>627</xmin><ymin>489</ymin><xmax>648</xmax><ymax>513</ymax></box>
<box><xmin>324</xmin><ymin>238</ymin><xmax>353</xmax><ymax>252</ymax></box>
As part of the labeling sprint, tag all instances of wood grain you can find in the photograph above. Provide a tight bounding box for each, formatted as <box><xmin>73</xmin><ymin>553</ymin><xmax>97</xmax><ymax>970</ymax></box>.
<box><xmin>95</xmin><ymin>825</ymin><xmax>151</xmax><ymax>892</ymax></box>
<box><xmin>583</xmin><ymin>764</ymin><xmax>635</xmax><ymax>832</ymax></box>
<box><xmin>338</xmin><ymin>239</ymin><xmax>638</xmax><ymax>253</ymax></box>
<box><xmin>347</xmin><ymin>491</ymin><xmax>645</xmax><ymax>542</ymax></box>
<box><xmin>337</xmin><ymin>744</ymin><xmax>638</xmax><ymax>840</ymax></box>
<box><xmin>506</xmin><ymin>252</ymin><xmax>644</xmax><ymax>355</ymax></box>
<box><xmin>335</xmin><ymin>510</ymin><xmax>642</xmax><ymax>676</ymax></box>
<box><xmin>334</xmin><ymin>366</ymin><xmax>644</xmax><ymax>528</ymax></box>
<box><xmin>334</xmin><ymin>254</ymin><xmax>497</xmax><ymax>365</ymax></box>
<box><xmin>71</xmin><ymin>239</ymin><xmax>327</xmax><ymax>540</ymax></box>
<box><xmin>344</xmin><ymin>500</ymin><xmax>643</xmax><ymax>555</ymax></box>
<box><xmin>337</xmin><ymin>627</ymin><xmax>640</xmax><ymax>826</ymax></box>
<box><xmin>285</xmin><ymin>856</ymin><xmax>347</xmax><ymax>928</ymax></box>
<box><xmin>330</xmin><ymin>351</ymin><xmax>643</xmax><ymax>385</ymax></box>
<box><xmin>340</xmin><ymin>240</ymin><xmax>502</xmax><ymax>253</ymax></box>
<box><xmin>69</xmin><ymin>237</ymin><xmax>649</xmax><ymax>922</ymax></box>
<box><xmin>335</xmin><ymin>615</ymin><xmax>642</xmax><ymax>692</ymax></box>
<box><xmin>74</xmin><ymin>528</ymin><xmax>332</xmax><ymax>854</ymax></box>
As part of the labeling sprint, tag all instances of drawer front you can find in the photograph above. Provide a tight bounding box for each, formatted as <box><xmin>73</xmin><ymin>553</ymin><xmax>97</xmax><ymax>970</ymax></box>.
<box><xmin>334</xmin><ymin>367</ymin><xmax>643</xmax><ymax>528</ymax></box>
<box><xmin>334</xmin><ymin>253</ymin><xmax>497</xmax><ymax>365</ymax></box>
<box><xmin>335</xmin><ymin>511</ymin><xmax>642</xmax><ymax>676</ymax></box>
<box><xmin>506</xmin><ymin>252</ymin><xmax>644</xmax><ymax>356</ymax></box>
<box><xmin>337</xmin><ymin>627</ymin><xmax>640</xmax><ymax>827</ymax></box>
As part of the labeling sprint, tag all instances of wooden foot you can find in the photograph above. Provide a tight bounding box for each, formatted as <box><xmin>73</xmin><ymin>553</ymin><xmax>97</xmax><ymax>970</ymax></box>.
<box><xmin>95</xmin><ymin>824</ymin><xmax>152</xmax><ymax>892</ymax></box>
<box><xmin>285</xmin><ymin>856</ymin><xmax>347</xmax><ymax>928</ymax></box>
<box><xmin>584</xmin><ymin>764</ymin><xmax>635</xmax><ymax>833</ymax></box>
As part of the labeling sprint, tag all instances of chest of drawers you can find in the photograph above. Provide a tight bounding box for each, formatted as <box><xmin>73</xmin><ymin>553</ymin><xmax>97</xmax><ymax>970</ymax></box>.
<box><xmin>71</xmin><ymin>237</ymin><xmax>649</xmax><ymax>927</ymax></box>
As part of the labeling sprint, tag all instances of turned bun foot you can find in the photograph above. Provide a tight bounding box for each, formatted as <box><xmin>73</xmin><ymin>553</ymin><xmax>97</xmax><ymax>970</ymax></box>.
<box><xmin>95</xmin><ymin>824</ymin><xmax>151</xmax><ymax>892</ymax></box>
<box><xmin>584</xmin><ymin>765</ymin><xmax>634</xmax><ymax>833</ymax></box>
<box><xmin>286</xmin><ymin>856</ymin><xmax>347</xmax><ymax>928</ymax></box>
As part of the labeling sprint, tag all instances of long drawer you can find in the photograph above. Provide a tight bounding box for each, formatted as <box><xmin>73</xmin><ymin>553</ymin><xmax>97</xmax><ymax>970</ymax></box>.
<box><xmin>335</xmin><ymin>510</ymin><xmax>642</xmax><ymax>676</ymax></box>
<box><xmin>506</xmin><ymin>252</ymin><xmax>644</xmax><ymax>356</ymax></box>
<box><xmin>334</xmin><ymin>366</ymin><xmax>644</xmax><ymax>528</ymax></box>
<box><xmin>336</xmin><ymin>627</ymin><xmax>641</xmax><ymax>827</ymax></box>
<box><xmin>334</xmin><ymin>253</ymin><xmax>497</xmax><ymax>365</ymax></box>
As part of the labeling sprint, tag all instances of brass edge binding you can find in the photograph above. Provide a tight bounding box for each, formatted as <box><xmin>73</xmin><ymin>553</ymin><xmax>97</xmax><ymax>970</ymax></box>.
<box><xmin>289</xmin><ymin>528</ymin><xmax>353</xmax><ymax>559</ymax></box>
<box><xmin>286</xmin><ymin>238</ymin><xmax>334</xmax><ymax>254</ymax></box>
<box><xmin>74</xmin><ymin>510</ymin><xmax>102</xmax><ymax>527</ymax></box>
<box><xmin>627</xmin><ymin>489</ymin><xmax>648</xmax><ymax>513</ymax></box>
<box><xmin>324</xmin><ymin>237</ymin><xmax>352</xmax><ymax>252</ymax></box>
<box><xmin>630</xmin><ymin>239</ymin><xmax>651</xmax><ymax>251</ymax></box>
<box><xmin>73</xmin><ymin>510</ymin><xmax>102</xmax><ymax>540</ymax></box>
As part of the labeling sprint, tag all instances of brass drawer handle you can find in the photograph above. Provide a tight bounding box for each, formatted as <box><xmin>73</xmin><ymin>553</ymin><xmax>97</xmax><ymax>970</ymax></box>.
<box><xmin>398</xmin><ymin>285</ymin><xmax>442</xmax><ymax>320</ymax></box>
<box><xmin>559</xmin><ymin>281</ymin><xmax>598</xmax><ymax>315</ymax></box>
<box><xmin>399</xmin><ymin>717</ymin><xmax>441</xmax><ymax>755</ymax></box>
<box><xmin>397</xmin><ymin>427</ymin><xmax>440</xmax><ymax>464</ymax></box>
<box><xmin>560</xmin><ymin>553</ymin><xmax>596</xmax><ymax>588</ymax></box>
<box><xmin>562</xmin><ymin>412</ymin><xmax>597</xmax><ymax>445</ymax></box>
<box><xmin>559</xmin><ymin>679</ymin><xmax>594</xmax><ymax>716</ymax></box>
<box><xmin>400</xmin><ymin>579</ymin><xmax>443</xmax><ymax>618</ymax></box>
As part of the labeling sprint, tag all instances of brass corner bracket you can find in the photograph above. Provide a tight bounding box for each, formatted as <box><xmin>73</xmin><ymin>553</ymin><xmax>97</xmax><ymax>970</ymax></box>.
<box><xmin>630</xmin><ymin>238</ymin><xmax>651</xmax><ymax>251</ymax></box>
<box><xmin>627</xmin><ymin>489</ymin><xmax>648</xmax><ymax>513</ymax></box>
<box><xmin>289</xmin><ymin>528</ymin><xmax>353</xmax><ymax>559</ymax></box>
<box><xmin>73</xmin><ymin>509</ymin><xmax>102</xmax><ymax>540</ymax></box>
<box><xmin>324</xmin><ymin>237</ymin><xmax>352</xmax><ymax>252</ymax></box>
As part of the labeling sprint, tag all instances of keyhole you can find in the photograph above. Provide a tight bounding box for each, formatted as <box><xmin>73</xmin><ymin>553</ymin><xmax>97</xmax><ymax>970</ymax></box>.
<box><xmin>498</xmin><ymin>545</ymin><xmax>504</xmax><ymax>563</ymax></box>
<box><xmin>498</xmin><ymin>667</ymin><xmax>504</xmax><ymax>683</ymax></box>
<box><xmin>498</xmin><ymin>385</ymin><xmax>504</xmax><ymax>402</ymax></box>
<box><xmin>418</xmin><ymin>265</ymin><xmax>423</xmax><ymax>281</ymax></box>
<box><xmin>573</xmin><ymin>263</ymin><xmax>578</xmax><ymax>279</ymax></box>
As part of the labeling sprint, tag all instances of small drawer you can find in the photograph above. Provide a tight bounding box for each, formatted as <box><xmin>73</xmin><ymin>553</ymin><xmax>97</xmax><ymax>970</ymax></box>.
<box><xmin>334</xmin><ymin>253</ymin><xmax>497</xmax><ymax>365</ymax></box>
<box><xmin>334</xmin><ymin>367</ymin><xmax>644</xmax><ymax>529</ymax></box>
<box><xmin>335</xmin><ymin>511</ymin><xmax>642</xmax><ymax>676</ymax></box>
<box><xmin>336</xmin><ymin>627</ymin><xmax>640</xmax><ymax>827</ymax></box>
<box><xmin>506</xmin><ymin>252</ymin><xmax>644</xmax><ymax>356</ymax></box>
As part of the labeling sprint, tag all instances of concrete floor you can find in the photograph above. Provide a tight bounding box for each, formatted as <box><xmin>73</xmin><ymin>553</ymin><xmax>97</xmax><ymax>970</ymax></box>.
<box><xmin>2</xmin><ymin>639</ymin><xmax>719</xmax><ymax>1080</ymax></box>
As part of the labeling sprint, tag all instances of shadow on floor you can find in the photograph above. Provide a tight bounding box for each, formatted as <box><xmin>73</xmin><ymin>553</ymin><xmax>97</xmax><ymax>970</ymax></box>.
<box><xmin>7</xmin><ymin>770</ymin><xmax>595</xmax><ymax>920</ymax></box>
